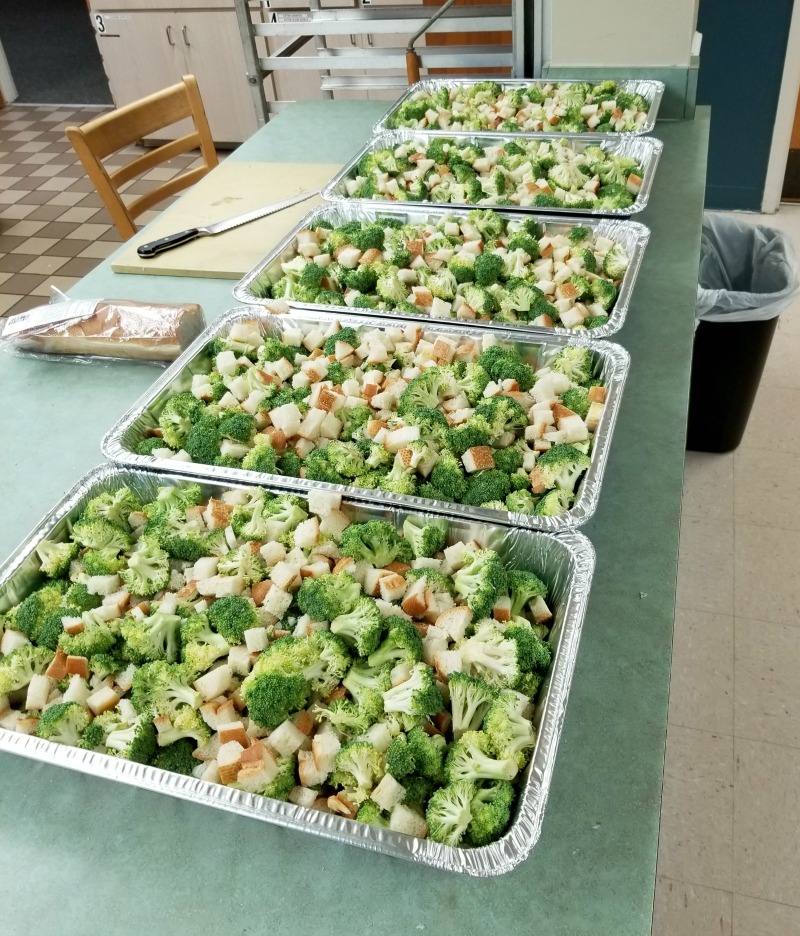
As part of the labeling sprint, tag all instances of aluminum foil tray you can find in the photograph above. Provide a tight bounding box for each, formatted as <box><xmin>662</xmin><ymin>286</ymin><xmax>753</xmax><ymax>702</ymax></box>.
<box><xmin>0</xmin><ymin>463</ymin><xmax>595</xmax><ymax>876</ymax></box>
<box><xmin>102</xmin><ymin>306</ymin><xmax>630</xmax><ymax>531</ymax></box>
<box><xmin>233</xmin><ymin>202</ymin><xmax>650</xmax><ymax>342</ymax></box>
<box><xmin>374</xmin><ymin>78</ymin><xmax>665</xmax><ymax>137</ymax></box>
<box><xmin>322</xmin><ymin>130</ymin><xmax>663</xmax><ymax>218</ymax></box>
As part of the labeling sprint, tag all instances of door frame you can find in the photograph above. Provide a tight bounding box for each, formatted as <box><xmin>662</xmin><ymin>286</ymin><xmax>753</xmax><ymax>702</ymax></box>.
<box><xmin>0</xmin><ymin>38</ymin><xmax>18</xmax><ymax>104</ymax></box>
<box><xmin>762</xmin><ymin>0</ymin><xmax>800</xmax><ymax>212</ymax></box>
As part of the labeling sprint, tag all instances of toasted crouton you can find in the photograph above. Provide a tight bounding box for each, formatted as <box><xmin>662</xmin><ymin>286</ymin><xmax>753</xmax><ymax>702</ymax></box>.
<box><xmin>462</xmin><ymin>446</ymin><xmax>495</xmax><ymax>473</ymax></box>
<box><xmin>204</xmin><ymin>498</ymin><xmax>233</xmax><ymax>530</ymax></box>
<box><xmin>25</xmin><ymin>674</ymin><xmax>53</xmax><ymax>711</ymax></box>
<box><xmin>66</xmin><ymin>655</ymin><xmax>89</xmax><ymax>680</ymax></box>
<box><xmin>217</xmin><ymin>740</ymin><xmax>246</xmax><ymax>785</ymax></box>
<box><xmin>45</xmin><ymin>647</ymin><xmax>68</xmax><ymax>681</ymax></box>
<box><xmin>219</xmin><ymin>721</ymin><xmax>249</xmax><ymax>748</ymax></box>
<box><xmin>379</xmin><ymin>573</ymin><xmax>407</xmax><ymax>603</ymax></box>
<box><xmin>585</xmin><ymin>401</ymin><xmax>605</xmax><ymax>433</ymax></box>
<box><xmin>268</xmin><ymin>719</ymin><xmax>307</xmax><ymax>757</ymax></box>
<box><xmin>298</xmin><ymin>749</ymin><xmax>329</xmax><ymax>787</ymax></box>
<box><xmin>250</xmin><ymin>579</ymin><xmax>272</xmax><ymax>607</ymax></box>
<box><xmin>493</xmin><ymin>595</ymin><xmax>512</xmax><ymax>622</ymax></box>
<box><xmin>86</xmin><ymin>684</ymin><xmax>120</xmax><ymax>716</ymax></box>
<box><xmin>529</xmin><ymin>466</ymin><xmax>547</xmax><ymax>494</ymax></box>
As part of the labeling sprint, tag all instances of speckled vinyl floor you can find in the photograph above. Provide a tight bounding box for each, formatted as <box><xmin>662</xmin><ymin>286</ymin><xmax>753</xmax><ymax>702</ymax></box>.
<box><xmin>0</xmin><ymin>103</ymin><xmax>211</xmax><ymax>317</ymax></box>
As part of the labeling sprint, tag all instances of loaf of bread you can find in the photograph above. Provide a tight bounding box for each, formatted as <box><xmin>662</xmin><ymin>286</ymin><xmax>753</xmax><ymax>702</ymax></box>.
<box><xmin>6</xmin><ymin>300</ymin><xmax>205</xmax><ymax>362</ymax></box>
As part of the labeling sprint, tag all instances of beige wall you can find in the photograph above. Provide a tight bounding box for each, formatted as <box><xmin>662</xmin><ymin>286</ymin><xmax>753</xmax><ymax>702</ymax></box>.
<box><xmin>542</xmin><ymin>0</ymin><xmax>698</xmax><ymax>68</ymax></box>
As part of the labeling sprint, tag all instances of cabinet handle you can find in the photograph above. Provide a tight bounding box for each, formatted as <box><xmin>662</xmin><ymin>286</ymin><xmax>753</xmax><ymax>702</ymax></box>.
<box><xmin>350</xmin><ymin>34</ymin><xmax>357</xmax><ymax>46</ymax></box>
<box><xmin>182</xmin><ymin>25</ymin><xmax>190</xmax><ymax>45</ymax></box>
<box><xmin>367</xmin><ymin>34</ymin><xmax>374</xmax><ymax>46</ymax></box>
<box><xmin>166</xmin><ymin>24</ymin><xmax>175</xmax><ymax>45</ymax></box>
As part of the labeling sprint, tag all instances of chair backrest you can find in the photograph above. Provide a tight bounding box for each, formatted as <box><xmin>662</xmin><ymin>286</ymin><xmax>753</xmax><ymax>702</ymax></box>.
<box><xmin>66</xmin><ymin>75</ymin><xmax>219</xmax><ymax>239</ymax></box>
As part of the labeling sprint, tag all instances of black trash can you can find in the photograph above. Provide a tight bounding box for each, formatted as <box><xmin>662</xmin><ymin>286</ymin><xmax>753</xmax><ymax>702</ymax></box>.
<box><xmin>687</xmin><ymin>213</ymin><xmax>799</xmax><ymax>453</ymax></box>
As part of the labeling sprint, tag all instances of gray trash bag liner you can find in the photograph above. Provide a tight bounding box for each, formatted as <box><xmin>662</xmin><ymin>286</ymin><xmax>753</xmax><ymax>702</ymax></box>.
<box><xmin>696</xmin><ymin>212</ymin><xmax>800</xmax><ymax>323</ymax></box>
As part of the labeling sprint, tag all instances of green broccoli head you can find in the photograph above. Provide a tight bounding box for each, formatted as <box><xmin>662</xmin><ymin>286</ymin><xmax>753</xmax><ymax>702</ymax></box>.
<box><xmin>452</xmin><ymin>548</ymin><xmax>507</xmax><ymax>618</ymax></box>
<box><xmin>296</xmin><ymin>572</ymin><xmax>362</xmax><ymax>622</ymax></box>
<box><xmin>339</xmin><ymin>520</ymin><xmax>406</xmax><ymax>569</ymax></box>
<box><xmin>476</xmin><ymin>345</ymin><xmax>535</xmax><ymax>391</ymax></box>
<box><xmin>330</xmin><ymin>597</ymin><xmax>384</xmax><ymax>658</ymax></box>
<box><xmin>35</xmin><ymin>701</ymin><xmax>92</xmax><ymax>747</ymax></box>
<box><xmin>402</xmin><ymin>516</ymin><xmax>448</xmax><ymax>559</ymax></box>
<box><xmin>381</xmin><ymin>663</ymin><xmax>443</xmax><ymax>721</ymax></box>
<box><xmin>119</xmin><ymin>606</ymin><xmax>183</xmax><ymax>664</ymax></box>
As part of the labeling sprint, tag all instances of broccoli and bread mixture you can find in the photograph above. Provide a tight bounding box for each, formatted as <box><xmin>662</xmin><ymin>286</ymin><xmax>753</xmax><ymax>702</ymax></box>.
<box><xmin>387</xmin><ymin>80</ymin><xmax>652</xmax><ymax>134</ymax></box>
<box><xmin>250</xmin><ymin>209</ymin><xmax>629</xmax><ymax>330</ymax></box>
<box><xmin>339</xmin><ymin>137</ymin><xmax>645</xmax><ymax>212</ymax></box>
<box><xmin>0</xmin><ymin>482</ymin><xmax>558</xmax><ymax>847</ymax></box>
<box><xmin>138</xmin><ymin>318</ymin><xmax>606</xmax><ymax>519</ymax></box>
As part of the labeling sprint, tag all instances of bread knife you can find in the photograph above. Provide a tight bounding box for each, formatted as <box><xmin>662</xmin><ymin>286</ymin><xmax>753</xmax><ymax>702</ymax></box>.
<box><xmin>136</xmin><ymin>190</ymin><xmax>318</xmax><ymax>258</ymax></box>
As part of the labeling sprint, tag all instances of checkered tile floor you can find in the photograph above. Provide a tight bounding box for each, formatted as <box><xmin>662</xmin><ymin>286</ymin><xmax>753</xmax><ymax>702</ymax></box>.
<box><xmin>0</xmin><ymin>103</ymin><xmax>220</xmax><ymax>317</ymax></box>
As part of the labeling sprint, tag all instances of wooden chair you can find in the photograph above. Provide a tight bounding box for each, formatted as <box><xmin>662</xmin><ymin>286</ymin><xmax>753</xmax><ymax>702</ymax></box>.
<box><xmin>66</xmin><ymin>75</ymin><xmax>218</xmax><ymax>240</ymax></box>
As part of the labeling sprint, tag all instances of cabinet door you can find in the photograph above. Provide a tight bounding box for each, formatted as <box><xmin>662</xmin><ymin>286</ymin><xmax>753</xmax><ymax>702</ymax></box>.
<box><xmin>179</xmin><ymin>10</ymin><xmax>260</xmax><ymax>144</ymax></box>
<box><xmin>94</xmin><ymin>11</ymin><xmax>185</xmax><ymax>118</ymax></box>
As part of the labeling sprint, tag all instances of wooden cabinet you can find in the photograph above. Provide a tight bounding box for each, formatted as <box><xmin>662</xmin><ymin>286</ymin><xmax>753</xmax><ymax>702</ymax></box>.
<box><xmin>90</xmin><ymin>1</ymin><xmax>259</xmax><ymax>145</ymax></box>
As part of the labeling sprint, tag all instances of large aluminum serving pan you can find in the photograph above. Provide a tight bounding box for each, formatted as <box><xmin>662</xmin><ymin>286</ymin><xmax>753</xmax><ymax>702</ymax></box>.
<box><xmin>322</xmin><ymin>130</ymin><xmax>663</xmax><ymax>218</ymax></box>
<box><xmin>233</xmin><ymin>202</ymin><xmax>650</xmax><ymax>342</ymax></box>
<box><xmin>102</xmin><ymin>306</ymin><xmax>630</xmax><ymax>531</ymax></box>
<box><xmin>374</xmin><ymin>78</ymin><xmax>665</xmax><ymax>136</ymax></box>
<box><xmin>0</xmin><ymin>463</ymin><xmax>595</xmax><ymax>876</ymax></box>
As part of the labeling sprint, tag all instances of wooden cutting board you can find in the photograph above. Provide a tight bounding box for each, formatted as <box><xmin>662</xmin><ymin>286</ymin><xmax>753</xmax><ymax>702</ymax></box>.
<box><xmin>111</xmin><ymin>161</ymin><xmax>341</xmax><ymax>280</ymax></box>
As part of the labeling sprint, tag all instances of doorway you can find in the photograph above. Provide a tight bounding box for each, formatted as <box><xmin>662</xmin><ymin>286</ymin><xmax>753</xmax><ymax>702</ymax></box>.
<box><xmin>0</xmin><ymin>0</ymin><xmax>112</xmax><ymax>105</ymax></box>
<box><xmin>782</xmin><ymin>85</ymin><xmax>800</xmax><ymax>202</ymax></box>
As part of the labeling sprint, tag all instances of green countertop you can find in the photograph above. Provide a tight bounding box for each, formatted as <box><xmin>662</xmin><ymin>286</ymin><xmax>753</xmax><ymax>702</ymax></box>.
<box><xmin>0</xmin><ymin>102</ymin><xmax>709</xmax><ymax>936</ymax></box>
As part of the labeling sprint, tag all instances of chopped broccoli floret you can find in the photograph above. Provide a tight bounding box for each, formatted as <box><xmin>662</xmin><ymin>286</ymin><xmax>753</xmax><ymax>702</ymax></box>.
<box><xmin>339</xmin><ymin>520</ymin><xmax>406</xmax><ymax>569</ymax></box>
<box><xmin>119</xmin><ymin>606</ymin><xmax>183</xmax><ymax>664</ymax></box>
<box><xmin>152</xmin><ymin>739</ymin><xmax>198</xmax><ymax>776</ymax></box>
<box><xmin>445</xmin><ymin>730</ymin><xmax>518</xmax><ymax>783</ymax></box>
<box><xmin>476</xmin><ymin>345</ymin><xmax>535</xmax><ymax>391</ymax></box>
<box><xmin>402</xmin><ymin>516</ymin><xmax>448</xmax><ymax>559</ymax></box>
<box><xmin>120</xmin><ymin>539</ymin><xmax>171</xmax><ymax>598</ymax></box>
<box><xmin>448</xmin><ymin>671</ymin><xmax>497</xmax><ymax>739</ymax></box>
<box><xmin>367</xmin><ymin>618</ymin><xmax>424</xmax><ymax>669</ymax></box>
<box><xmin>483</xmin><ymin>691</ymin><xmax>537</xmax><ymax>767</ymax></box>
<box><xmin>208</xmin><ymin>596</ymin><xmax>259</xmax><ymax>645</ymax></box>
<box><xmin>0</xmin><ymin>646</ymin><xmax>54</xmax><ymax>694</ymax></box>
<box><xmin>130</xmin><ymin>660</ymin><xmax>202</xmax><ymax>717</ymax></box>
<box><xmin>242</xmin><ymin>672</ymin><xmax>309</xmax><ymax>730</ymax></box>
<box><xmin>551</xmin><ymin>346</ymin><xmax>593</xmax><ymax>385</ymax></box>
<box><xmin>426</xmin><ymin>780</ymin><xmax>477</xmax><ymax>846</ymax></box>
<box><xmin>535</xmin><ymin>444</ymin><xmax>592</xmax><ymax>492</ymax></box>
<box><xmin>35</xmin><ymin>701</ymin><xmax>91</xmax><ymax>747</ymax></box>
<box><xmin>330</xmin><ymin>596</ymin><xmax>384</xmax><ymax>658</ymax></box>
<box><xmin>34</xmin><ymin>540</ymin><xmax>79</xmax><ymax>579</ymax></box>
<box><xmin>381</xmin><ymin>663</ymin><xmax>442</xmax><ymax>721</ymax></box>
<box><xmin>297</xmin><ymin>572</ymin><xmax>362</xmax><ymax>622</ymax></box>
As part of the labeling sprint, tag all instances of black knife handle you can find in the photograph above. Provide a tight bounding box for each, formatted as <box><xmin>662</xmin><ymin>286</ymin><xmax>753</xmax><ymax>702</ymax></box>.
<box><xmin>137</xmin><ymin>228</ymin><xmax>201</xmax><ymax>258</ymax></box>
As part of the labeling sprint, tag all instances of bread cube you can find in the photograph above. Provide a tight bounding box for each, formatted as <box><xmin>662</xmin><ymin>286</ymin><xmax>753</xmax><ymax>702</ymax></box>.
<box><xmin>194</xmin><ymin>664</ymin><xmax>233</xmax><ymax>702</ymax></box>
<box><xmin>217</xmin><ymin>740</ymin><xmax>246</xmax><ymax>785</ymax></box>
<box><xmin>268</xmin><ymin>719</ymin><xmax>307</xmax><ymax>758</ymax></box>
<box><xmin>262</xmin><ymin>585</ymin><xmax>293</xmax><ymax>619</ymax></box>
<box><xmin>371</xmin><ymin>774</ymin><xmax>407</xmax><ymax>812</ymax></box>
<box><xmin>389</xmin><ymin>805</ymin><xmax>428</xmax><ymax>838</ymax></box>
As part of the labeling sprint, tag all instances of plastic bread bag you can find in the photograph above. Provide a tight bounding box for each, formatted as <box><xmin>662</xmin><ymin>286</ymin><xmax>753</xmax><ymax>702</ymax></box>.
<box><xmin>0</xmin><ymin>288</ymin><xmax>206</xmax><ymax>365</ymax></box>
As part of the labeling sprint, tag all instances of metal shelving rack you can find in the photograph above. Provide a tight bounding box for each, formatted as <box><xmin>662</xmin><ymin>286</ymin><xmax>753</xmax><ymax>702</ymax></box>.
<box><xmin>234</xmin><ymin>0</ymin><xmax>525</xmax><ymax>123</ymax></box>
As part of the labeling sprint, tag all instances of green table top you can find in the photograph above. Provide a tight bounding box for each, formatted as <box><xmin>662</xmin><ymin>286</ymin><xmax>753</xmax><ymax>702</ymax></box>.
<box><xmin>0</xmin><ymin>102</ymin><xmax>710</xmax><ymax>936</ymax></box>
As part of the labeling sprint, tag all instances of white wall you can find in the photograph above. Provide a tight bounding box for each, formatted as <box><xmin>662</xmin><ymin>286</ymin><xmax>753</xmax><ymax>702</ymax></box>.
<box><xmin>542</xmin><ymin>0</ymin><xmax>697</xmax><ymax>68</ymax></box>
